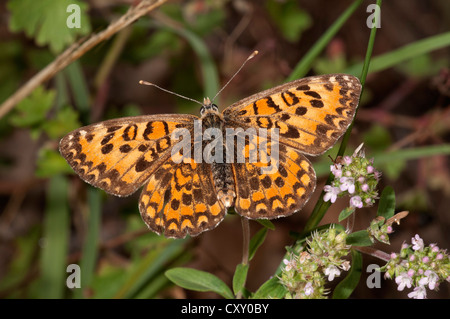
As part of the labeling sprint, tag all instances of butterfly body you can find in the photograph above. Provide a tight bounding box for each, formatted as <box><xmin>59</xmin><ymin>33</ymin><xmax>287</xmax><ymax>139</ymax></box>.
<box><xmin>60</xmin><ymin>74</ymin><xmax>361</xmax><ymax>238</ymax></box>
<box><xmin>199</xmin><ymin>98</ymin><xmax>236</xmax><ymax>209</ymax></box>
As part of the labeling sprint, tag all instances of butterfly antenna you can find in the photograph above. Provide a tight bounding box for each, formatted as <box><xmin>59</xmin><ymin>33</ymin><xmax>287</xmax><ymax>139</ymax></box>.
<box><xmin>211</xmin><ymin>50</ymin><xmax>259</xmax><ymax>103</ymax></box>
<box><xmin>139</xmin><ymin>80</ymin><xmax>204</xmax><ymax>106</ymax></box>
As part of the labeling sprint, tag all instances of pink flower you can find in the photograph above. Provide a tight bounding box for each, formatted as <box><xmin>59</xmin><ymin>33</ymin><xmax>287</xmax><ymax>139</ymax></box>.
<box><xmin>411</xmin><ymin>234</ymin><xmax>424</xmax><ymax>251</ymax></box>
<box><xmin>323</xmin><ymin>185</ymin><xmax>340</xmax><ymax>203</ymax></box>
<box><xmin>330</xmin><ymin>164</ymin><xmax>342</xmax><ymax>178</ymax></box>
<box><xmin>419</xmin><ymin>270</ymin><xmax>439</xmax><ymax>290</ymax></box>
<box><xmin>349</xmin><ymin>196</ymin><xmax>363</xmax><ymax>208</ymax></box>
<box><xmin>324</xmin><ymin>265</ymin><xmax>341</xmax><ymax>281</ymax></box>
<box><xmin>339</xmin><ymin>177</ymin><xmax>355</xmax><ymax>194</ymax></box>
<box><xmin>343</xmin><ymin>156</ymin><xmax>352</xmax><ymax>165</ymax></box>
<box><xmin>395</xmin><ymin>272</ymin><xmax>412</xmax><ymax>291</ymax></box>
<box><xmin>408</xmin><ymin>286</ymin><xmax>427</xmax><ymax>299</ymax></box>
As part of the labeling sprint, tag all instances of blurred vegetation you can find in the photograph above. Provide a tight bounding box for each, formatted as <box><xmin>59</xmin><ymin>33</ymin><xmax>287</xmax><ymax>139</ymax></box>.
<box><xmin>0</xmin><ymin>0</ymin><xmax>449</xmax><ymax>299</ymax></box>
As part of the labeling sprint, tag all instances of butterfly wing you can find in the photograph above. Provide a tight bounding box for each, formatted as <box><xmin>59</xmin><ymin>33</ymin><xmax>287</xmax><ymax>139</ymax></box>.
<box><xmin>223</xmin><ymin>74</ymin><xmax>361</xmax><ymax>155</ymax></box>
<box><xmin>232</xmin><ymin>141</ymin><xmax>316</xmax><ymax>219</ymax></box>
<box><xmin>59</xmin><ymin>114</ymin><xmax>197</xmax><ymax>197</ymax></box>
<box><xmin>139</xmin><ymin>158</ymin><xmax>226</xmax><ymax>238</ymax></box>
<box><xmin>223</xmin><ymin>74</ymin><xmax>360</xmax><ymax>219</ymax></box>
<box><xmin>225</xmin><ymin>128</ymin><xmax>316</xmax><ymax>219</ymax></box>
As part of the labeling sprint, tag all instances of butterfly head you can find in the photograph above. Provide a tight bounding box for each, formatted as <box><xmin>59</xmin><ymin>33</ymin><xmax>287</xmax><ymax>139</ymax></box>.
<box><xmin>200</xmin><ymin>97</ymin><xmax>219</xmax><ymax>116</ymax></box>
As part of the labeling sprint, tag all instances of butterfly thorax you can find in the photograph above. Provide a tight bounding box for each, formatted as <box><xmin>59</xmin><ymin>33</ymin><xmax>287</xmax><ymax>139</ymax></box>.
<box><xmin>200</xmin><ymin>99</ymin><xmax>236</xmax><ymax>208</ymax></box>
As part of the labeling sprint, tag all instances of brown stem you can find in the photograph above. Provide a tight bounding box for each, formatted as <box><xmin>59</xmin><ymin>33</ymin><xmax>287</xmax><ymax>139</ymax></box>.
<box><xmin>354</xmin><ymin>246</ymin><xmax>391</xmax><ymax>263</ymax></box>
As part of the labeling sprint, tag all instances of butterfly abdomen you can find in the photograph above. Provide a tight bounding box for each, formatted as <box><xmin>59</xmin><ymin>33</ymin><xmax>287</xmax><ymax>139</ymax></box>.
<box><xmin>201</xmin><ymin>109</ymin><xmax>237</xmax><ymax>208</ymax></box>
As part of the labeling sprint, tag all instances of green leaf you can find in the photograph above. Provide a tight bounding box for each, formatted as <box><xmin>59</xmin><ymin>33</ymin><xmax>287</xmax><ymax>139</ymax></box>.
<box><xmin>314</xmin><ymin>53</ymin><xmax>348</xmax><ymax>74</ymax></box>
<box><xmin>132</xmin><ymin>29</ymin><xmax>180</xmax><ymax>61</ymax></box>
<box><xmin>332</xmin><ymin>250</ymin><xmax>362</xmax><ymax>299</ymax></box>
<box><xmin>382</xmin><ymin>159</ymin><xmax>406</xmax><ymax>180</ymax></box>
<box><xmin>346</xmin><ymin>230</ymin><xmax>373</xmax><ymax>247</ymax></box>
<box><xmin>363</xmin><ymin>124</ymin><xmax>391</xmax><ymax>151</ymax></box>
<box><xmin>8</xmin><ymin>0</ymin><xmax>91</xmax><ymax>53</ymax></box>
<box><xmin>165</xmin><ymin>267</ymin><xmax>234</xmax><ymax>299</ymax></box>
<box><xmin>189</xmin><ymin>7</ymin><xmax>225</xmax><ymax>37</ymax></box>
<box><xmin>232</xmin><ymin>263</ymin><xmax>249</xmax><ymax>296</ymax></box>
<box><xmin>9</xmin><ymin>86</ymin><xmax>55</xmax><ymax>128</ymax></box>
<box><xmin>252</xmin><ymin>276</ymin><xmax>287</xmax><ymax>299</ymax></box>
<box><xmin>256</xmin><ymin>219</ymin><xmax>275</xmax><ymax>230</ymax></box>
<box><xmin>396</xmin><ymin>54</ymin><xmax>448</xmax><ymax>79</ymax></box>
<box><xmin>42</xmin><ymin>106</ymin><xmax>81</xmax><ymax>139</ymax></box>
<box><xmin>266</xmin><ymin>0</ymin><xmax>312</xmax><ymax>42</ymax></box>
<box><xmin>338</xmin><ymin>207</ymin><xmax>355</xmax><ymax>222</ymax></box>
<box><xmin>35</xmin><ymin>147</ymin><xmax>75</xmax><ymax>177</ymax></box>
<box><xmin>0</xmin><ymin>227</ymin><xmax>40</xmax><ymax>294</ymax></box>
<box><xmin>248</xmin><ymin>228</ymin><xmax>268</xmax><ymax>261</ymax></box>
<box><xmin>377</xmin><ymin>186</ymin><xmax>396</xmax><ymax>220</ymax></box>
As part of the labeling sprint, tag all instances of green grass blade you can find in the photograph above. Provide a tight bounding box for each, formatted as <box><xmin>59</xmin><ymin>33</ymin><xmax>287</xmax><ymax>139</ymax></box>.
<box><xmin>164</xmin><ymin>26</ymin><xmax>219</xmax><ymax>99</ymax></box>
<box><xmin>287</xmin><ymin>0</ymin><xmax>364</xmax><ymax>81</ymax></box>
<box><xmin>374</xmin><ymin>144</ymin><xmax>450</xmax><ymax>164</ymax></box>
<box><xmin>114</xmin><ymin>238</ymin><xmax>187</xmax><ymax>298</ymax></box>
<box><xmin>357</xmin><ymin>0</ymin><xmax>381</xmax><ymax>87</ymax></box>
<box><xmin>73</xmin><ymin>188</ymin><xmax>101</xmax><ymax>299</ymax></box>
<box><xmin>133</xmin><ymin>273</ymin><xmax>171</xmax><ymax>299</ymax></box>
<box><xmin>64</xmin><ymin>60</ymin><xmax>90</xmax><ymax>114</ymax></box>
<box><xmin>346</xmin><ymin>31</ymin><xmax>450</xmax><ymax>76</ymax></box>
<box><xmin>39</xmin><ymin>175</ymin><xmax>70</xmax><ymax>298</ymax></box>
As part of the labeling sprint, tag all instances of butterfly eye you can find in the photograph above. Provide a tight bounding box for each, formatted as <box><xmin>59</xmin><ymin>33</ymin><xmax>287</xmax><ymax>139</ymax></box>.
<box><xmin>212</xmin><ymin>104</ymin><xmax>219</xmax><ymax>112</ymax></box>
<box><xmin>200</xmin><ymin>105</ymin><xmax>206</xmax><ymax>116</ymax></box>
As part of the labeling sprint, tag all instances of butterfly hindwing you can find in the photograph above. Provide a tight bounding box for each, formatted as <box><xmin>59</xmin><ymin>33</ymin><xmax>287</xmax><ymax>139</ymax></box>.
<box><xmin>139</xmin><ymin>158</ymin><xmax>226</xmax><ymax>238</ymax></box>
<box><xmin>231</xmin><ymin>137</ymin><xmax>316</xmax><ymax>219</ymax></box>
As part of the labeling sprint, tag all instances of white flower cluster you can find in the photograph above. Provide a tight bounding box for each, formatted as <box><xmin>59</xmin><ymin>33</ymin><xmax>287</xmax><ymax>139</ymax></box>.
<box><xmin>384</xmin><ymin>234</ymin><xmax>449</xmax><ymax>299</ymax></box>
<box><xmin>279</xmin><ymin>227</ymin><xmax>351</xmax><ymax>299</ymax></box>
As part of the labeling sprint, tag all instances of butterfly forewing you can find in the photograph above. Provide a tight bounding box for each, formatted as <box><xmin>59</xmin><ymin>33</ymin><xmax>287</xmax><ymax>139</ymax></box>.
<box><xmin>223</xmin><ymin>74</ymin><xmax>361</xmax><ymax>155</ymax></box>
<box><xmin>59</xmin><ymin>114</ymin><xmax>197</xmax><ymax>197</ymax></box>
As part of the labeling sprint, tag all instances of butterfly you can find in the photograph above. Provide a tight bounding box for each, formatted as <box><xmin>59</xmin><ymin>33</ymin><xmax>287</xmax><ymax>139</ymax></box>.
<box><xmin>59</xmin><ymin>73</ymin><xmax>361</xmax><ymax>238</ymax></box>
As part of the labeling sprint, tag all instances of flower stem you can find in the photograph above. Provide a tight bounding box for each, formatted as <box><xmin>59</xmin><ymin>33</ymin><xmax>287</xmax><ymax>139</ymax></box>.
<box><xmin>354</xmin><ymin>246</ymin><xmax>391</xmax><ymax>263</ymax></box>
<box><xmin>241</xmin><ymin>218</ymin><xmax>250</xmax><ymax>266</ymax></box>
<box><xmin>236</xmin><ymin>217</ymin><xmax>250</xmax><ymax>299</ymax></box>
